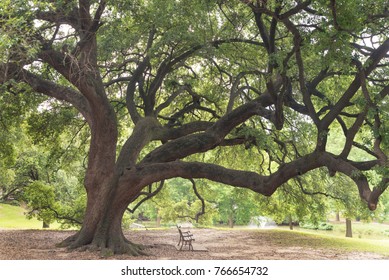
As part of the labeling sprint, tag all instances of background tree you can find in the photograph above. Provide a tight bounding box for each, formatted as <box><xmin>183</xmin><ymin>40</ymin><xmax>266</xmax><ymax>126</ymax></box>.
<box><xmin>128</xmin><ymin>178</ymin><xmax>213</xmax><ymax>226</ymax></box>
<box><xmin>22</xmin><ymin>181</ymin><xmax>56</xmax><ymax>228</ymax></box>
<box><xmin>0</xmin><ymin>74</ymin><xmax>88</xmax><ymax>226</ymax></box>
<box><xmin>0</xmin><ymin>0</ymin><xmax>388</xmax><ymax>255</ymax></box>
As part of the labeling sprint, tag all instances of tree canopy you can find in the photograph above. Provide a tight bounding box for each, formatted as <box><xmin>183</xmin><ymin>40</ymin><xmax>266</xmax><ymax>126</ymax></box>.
<box><xmin>0</xmin><ymin>0</ymin><xmax>388</xmax><ymax>255</ymax></box>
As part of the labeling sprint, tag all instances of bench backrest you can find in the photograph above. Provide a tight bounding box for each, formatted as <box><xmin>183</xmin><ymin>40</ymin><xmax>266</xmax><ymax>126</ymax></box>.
<box><xmin>176</xmin><ymin>225</ymin><xmax>184</xmax><ymax>237</ymax></box>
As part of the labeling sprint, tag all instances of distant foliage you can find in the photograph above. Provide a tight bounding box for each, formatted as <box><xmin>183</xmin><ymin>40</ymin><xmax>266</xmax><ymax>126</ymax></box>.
<box><xmin>300</xmin><ymin>222</ymin><xmax>334</xmax><ymax>231</ymax></box>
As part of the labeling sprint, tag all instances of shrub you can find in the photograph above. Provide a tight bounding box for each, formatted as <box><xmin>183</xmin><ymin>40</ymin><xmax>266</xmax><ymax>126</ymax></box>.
<box><xmin>300</xmin><ymin>221</ymin><xmax>333</xmax><ymax>231</ymax></box>
<box><xmin>318</xmin><ymin>222</ymin><xmax>333</xmax><ymax>230</ymax></box>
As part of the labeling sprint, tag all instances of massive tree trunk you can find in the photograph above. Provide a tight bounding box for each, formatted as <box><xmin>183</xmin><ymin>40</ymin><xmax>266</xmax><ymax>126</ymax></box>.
<box><xmin>60</xmin><ymin>177</ymin><xmax>145</xmax><ymax>255</ymax></box>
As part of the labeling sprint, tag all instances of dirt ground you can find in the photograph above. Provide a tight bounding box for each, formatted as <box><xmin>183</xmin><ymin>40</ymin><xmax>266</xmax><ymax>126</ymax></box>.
<box><xmin>0</xmin><ymin>228</ymin><xmax>387</xmax><ymax>260</ymax></box>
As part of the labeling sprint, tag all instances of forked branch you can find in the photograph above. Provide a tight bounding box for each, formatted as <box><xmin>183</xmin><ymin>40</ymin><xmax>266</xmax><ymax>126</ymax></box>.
<box><xmin>127</xmin><ymin>180</ymin><xmax>165</xmax><ymax>214</ymax></box>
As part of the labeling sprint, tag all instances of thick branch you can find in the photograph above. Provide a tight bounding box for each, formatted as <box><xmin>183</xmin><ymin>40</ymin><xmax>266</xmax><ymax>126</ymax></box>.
<box><xmin>283</xmin><ymin>18</ymin><xmax>320</xmax><ymax>126</ymax></box>
<box><xmin>156</xmin><ymin>121</ymin><xmax>214</xmax><ymax>142</ymax></box>
<box><xmin>347</xmin><ymin>159</ymin><xmax>380</xmax><ymax>171</ymax></box>
<box><xmin>1</xmin><ymin>62</ymin><xmax>92</xmax><ymax>122</ymax></box>
<box><xmin>253</xmin><ymin>12</ymin><xmax>270</xmax><ymax>52</ymax></box>
<box><xmin>126</xmin><ymin>57</ymin><xmax>149</xmax><ymax>123</ymax></box>
<box><xmin>318</xmin><ymin>153</ymin><xmax>376</xmax><ymax>209</ymax></box>
<box><xmin>135</xmin><ymin>38</ymin><xmax>266</xmax><ymax>117</ymax></box>
<box><xmin>116</xmin><ymin>117</ymin><xmax>161</xmax><ymax>170</ymax></box>
<box><xmin>339</xmin><ymin>111</ymin><xmax>367</xmax><ymax>159</ymax></box>
<box><xmin>36</xmin><ymin>8</ymin><xmax>79</xmax><ymax>29</ymax></box>
<box><xmin>280</xmin><ymin>1</ymin><xmax>312</xmax><ymax>19</ymax></box>
<box><xmin>120</xmin><ymin>148</ymin><xmax>383</xmax><ymax>211</ymax></box>
<box><xmin>22</xmin><ymin>70</ymin><xmax>91</xmax><ymax>122</ymax></box>
<box><xmin>321</xmin><ymin>38</ymin><xmax>389</xmax><ymax>129</ymax></box>
<box><xmin>90</xmin><ymin>0</ymin><xmax>106</xmax><ymax>33</ymax></box>
<box><xmin>78</xmin><ymin>0</ymin><xmax>92</xmax><ymax>32</ymax></box>
<box><xmin>155</xmin><ymin>84</ymin><xmax>190</xmax><ymax>115</ymax></box>
<box><xmin>132</xmin><ymin>152</ymin><xmax>326</xmax><ymax>199</ymax></box>
<box><xmin>227</xmin><ymin>71</ymin><xmax>265</xmax><ymax>113</ymax></box>
<box><xmin>140</xmin><ymin>95</ymin><xmax>276</xmax><ymax>165</ymax></box>
<box><xmin>369</xmin><ymin>178</ymin><xmax>389</xmax><ymax>209</ymax></box>
<box><xmin>140</xmin><ymin>76</ymin><xmax>281</xmax><ymax>164</ymax></box>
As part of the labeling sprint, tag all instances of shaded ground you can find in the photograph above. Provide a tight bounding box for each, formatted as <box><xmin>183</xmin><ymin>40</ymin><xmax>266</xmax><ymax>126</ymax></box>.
<box><xmin>0</xmin><ymin>228</ymin><xmax>387</xmax><ymax>260</ymax></box>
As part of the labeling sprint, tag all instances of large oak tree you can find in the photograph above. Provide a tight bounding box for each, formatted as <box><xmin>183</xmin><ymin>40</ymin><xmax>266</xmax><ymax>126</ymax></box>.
<box><xmin>1</xmin><ymin>0</ymin><xmax>388</xmax><ymax>254</ymax></box>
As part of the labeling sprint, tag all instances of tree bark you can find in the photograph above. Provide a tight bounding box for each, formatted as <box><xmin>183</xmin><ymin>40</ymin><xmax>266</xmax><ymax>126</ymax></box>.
<box><xmin>336</xmin><ymin>212</ymin><xmax>340</xmax><ymax>222</ymax></box>
<box><xmin>59</xmin><ymin>178</ymin><xmax>145</xmax><ymax>255</ymax></box>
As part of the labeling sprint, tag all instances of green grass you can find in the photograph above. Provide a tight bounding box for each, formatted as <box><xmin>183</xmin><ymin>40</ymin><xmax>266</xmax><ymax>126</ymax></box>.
<box><xmin>331</xmin><ymin>222</ymin><xmax>389</xmax><ymax>239</ymax></box>
<box><xmin>264</xmin><ymin>229</ymin><xmax>389</xmax><ymax>256</ymax></box>
<box><xmin>2</xmin><ymin>203</ymin><xmax>389</xmax><ymax>256</ymax></box>
<box><xmin>296</xmin><ymin>221</ymin><xmax>389</xmax><ymax>240</ymax></box>
<box><xmin>0</xmin><ymin>203</ymin><xmax>61</xmax><ymax>229</ymax></box>
<box><xmin>206</xmin><ymin>222</ymin><xmax>389</xmax><ymax>256</ymax></box>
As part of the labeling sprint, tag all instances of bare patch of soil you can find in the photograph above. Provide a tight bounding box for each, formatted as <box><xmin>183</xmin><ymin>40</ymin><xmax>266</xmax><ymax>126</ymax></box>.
<box><xmin>0</xmin><ymin>228</ymin><xmax>387</xmax><ymax>260</ymax></box>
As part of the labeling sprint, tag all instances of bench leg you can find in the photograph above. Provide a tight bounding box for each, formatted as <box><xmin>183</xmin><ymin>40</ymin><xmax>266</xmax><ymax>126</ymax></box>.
<box><xmin>178</xmin><ymin>238</ymin><xmax>194</xmax><ymax>251</ymax></box>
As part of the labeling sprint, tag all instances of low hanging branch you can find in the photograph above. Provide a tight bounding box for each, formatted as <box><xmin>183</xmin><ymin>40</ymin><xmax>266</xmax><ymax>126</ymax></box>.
<box><xmin>191</xmin><ymin>179</ymin><xmax>206</xmax><ymax>223</ymax></box>
<box><xmin>26</xmin><ymin>206</ymin><xmax>83</xmax><ymax>225</ymax></box>
<box><xmin>177</xmin><ymin>179</ymin><xmax>206</xmax><ymax>223</ymax></box>
<box><xmin>126</xmin><ymin>180</ymin><xmax>165</xmax><ymax>214</ymax></box>
<box><xmin>294</xmin><ymin>177</ymin><xmax>345</xmax><ymax>202</ymax></box>
<box><xmin>0</xmin><ymin>187</ymin><xmax>22</xmax><ymax>202</ymax></box>
<box><xmin>48</xmin><ymin>206</ymin><xmax>83</xmax><ymax>225</ymax></box>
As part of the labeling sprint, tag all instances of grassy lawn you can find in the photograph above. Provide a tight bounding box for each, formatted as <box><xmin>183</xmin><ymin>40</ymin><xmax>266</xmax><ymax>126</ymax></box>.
<box><xmin>2</xmin><ymin>203</ymin><xmax>389</xmax><ymax>256</ymax></box>
<box><xmin>266</xmin><ymin>228</ymin><xmax>389</xmax><ymax>256</ymax></box>
<box><xmin>202</xmin><ymin>221</ymin><xmax>389</xmax><ymax>256</ymax></box>
<box><xmin>0</xmin><ymin>203</ymin><xmax>61</xmax><ymax>229</ymax></box>
<box><xmin>295</xmin><ymin>221</ymin><xmax>389</xmax><ymax>240</ymax></box>
<box><xmin>331</xmin><ymin>222</ymin><xmax>389</xmax><ymax>239</ymax></box>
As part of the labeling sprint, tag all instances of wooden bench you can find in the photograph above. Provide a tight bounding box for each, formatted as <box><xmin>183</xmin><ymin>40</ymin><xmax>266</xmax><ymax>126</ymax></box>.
<box><xmin>176</xmin><ymin>225</ymin><xmax>195</xmax><ymax>251</ymax></box>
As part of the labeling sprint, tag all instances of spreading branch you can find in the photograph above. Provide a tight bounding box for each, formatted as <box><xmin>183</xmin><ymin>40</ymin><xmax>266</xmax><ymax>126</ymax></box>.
<box><xmin>126</xmin><ymin>180</ymin><xmax>165</xmax><ymax>214</ymax></box>
<box><xmin>140</xmin><ymin>77</ymin><xmax>281</xmax><ymax>165</ymax></box>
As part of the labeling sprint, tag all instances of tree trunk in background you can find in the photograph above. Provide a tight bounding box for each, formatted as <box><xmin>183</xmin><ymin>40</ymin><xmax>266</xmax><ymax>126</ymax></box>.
<box><xmin>43</xmin><ymin>221</ymin><xmax>49</xmax><ymax>229</ymax></box>
<box><xmin>288</xmin><ymin>215</ymin><xmax>293</xmax><ymax>230</ymax></box>
<box><xmin>155</xmin><ymin>208</ymin><xmax>161</xmax><ymax>227</ymax></box>
<box><xmin>156</xmin><ymin>216</ymin><xmax>161</xmax><ymax>227</ymax></box>
<box><xmin>346</xmin><ymin>218</ymin><xmax>353</xmax><ymax>238</ymax></box>
<box><xmin>336</xmin><ymin>212</ymin><xmax>340</xmax><ymax>222</ymax></box>
<box><xmin>228</xmin><ymin>215</ymin><xmax>234</xmax><ymax>228</ymax></box>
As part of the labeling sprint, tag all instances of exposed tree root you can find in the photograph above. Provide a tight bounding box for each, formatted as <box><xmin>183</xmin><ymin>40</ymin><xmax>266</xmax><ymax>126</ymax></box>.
<box><xmin>56</xmin><ymin>233</ymin><xmax>79</xmax><ymax>248</ymax></box>
<box><xmin>56</xmin><ymin>232</ymin><xmax>148</xmax><ymax>257</ymax></box>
